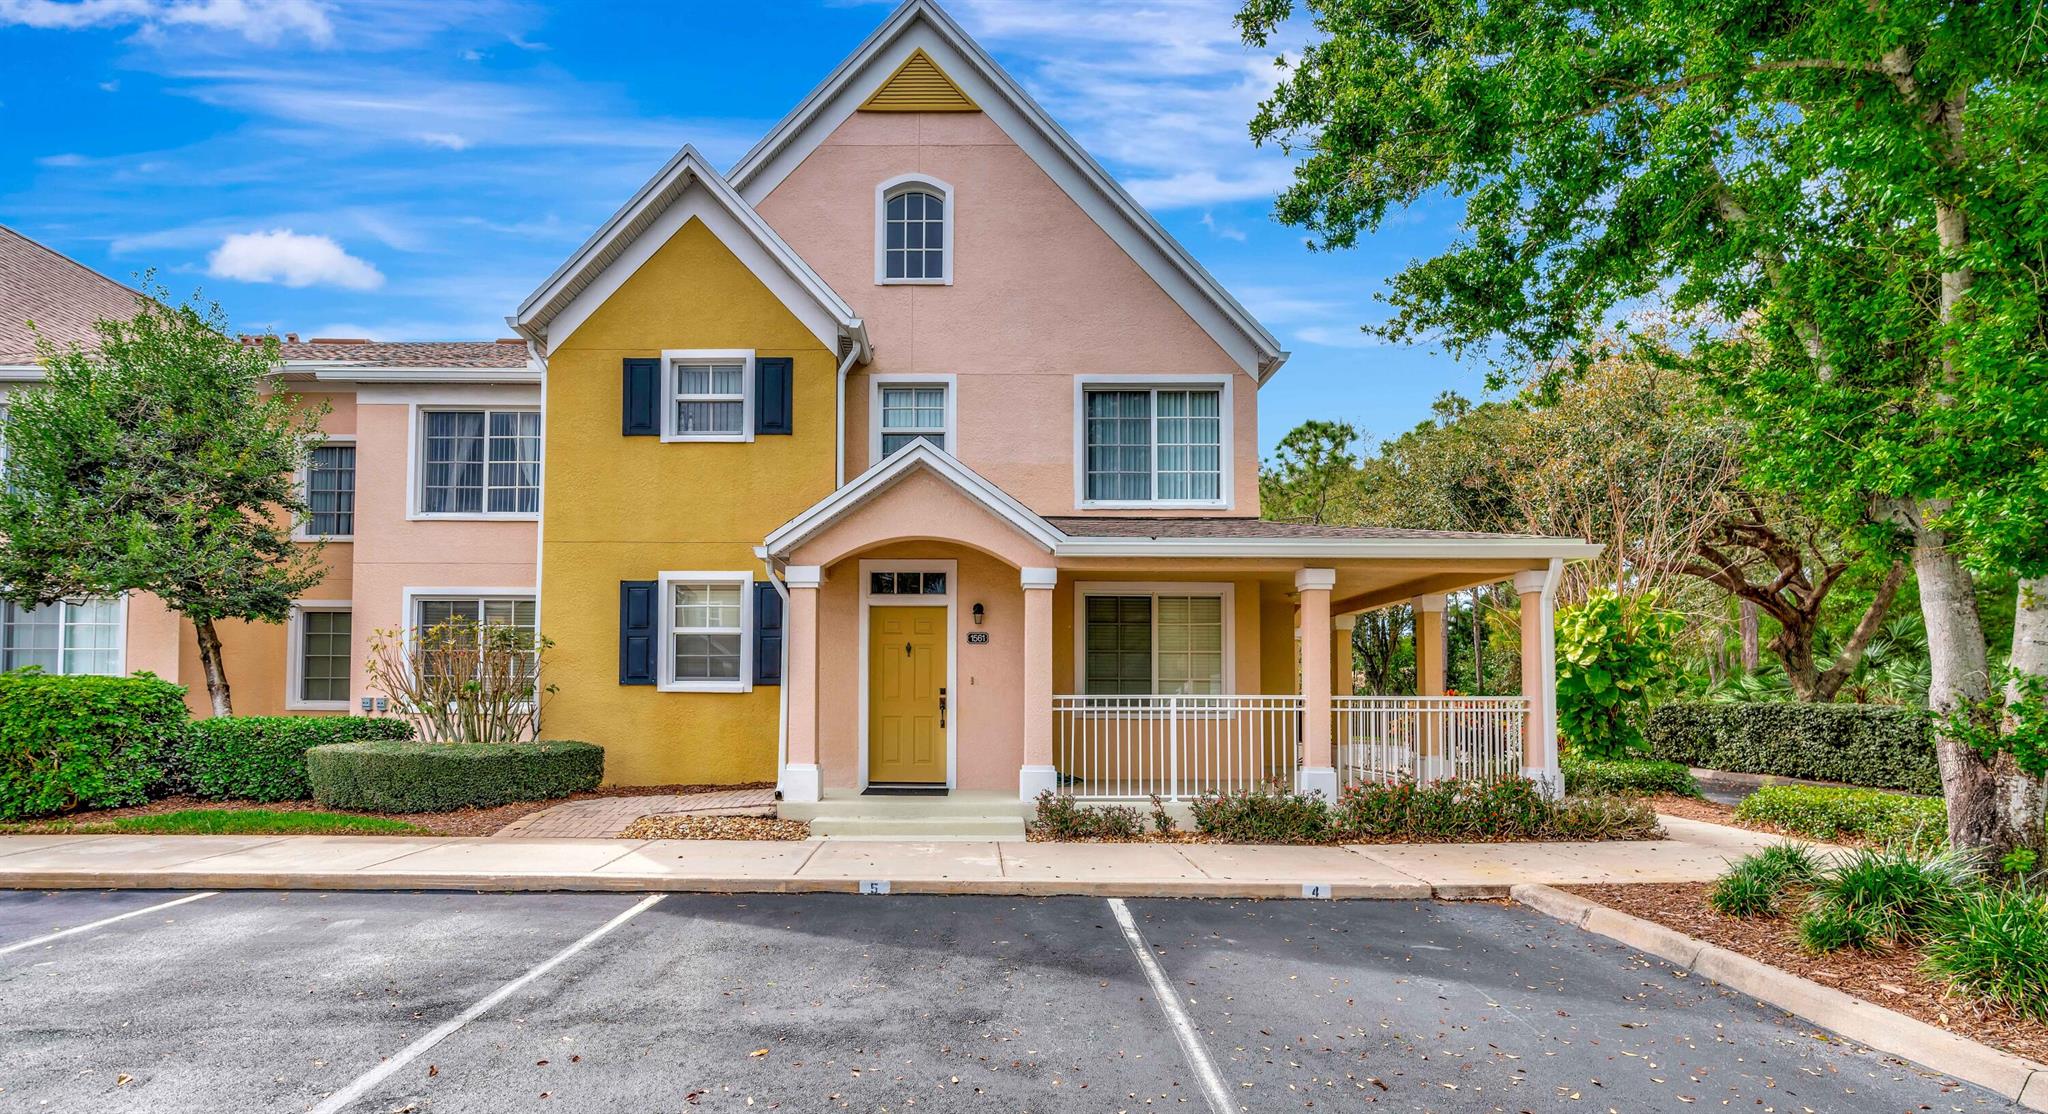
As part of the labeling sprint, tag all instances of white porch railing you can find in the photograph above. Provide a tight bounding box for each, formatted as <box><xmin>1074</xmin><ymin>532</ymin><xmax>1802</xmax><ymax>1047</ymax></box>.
<box><xmin>1332</xmin><ymin>695</ymin><xmax>1529</xmax><ymax>787</ymax></box>
<box><xmin>1052</xmin><ymin>694</ymin><xmax>1303</xmax><ymax>801</ymax></box>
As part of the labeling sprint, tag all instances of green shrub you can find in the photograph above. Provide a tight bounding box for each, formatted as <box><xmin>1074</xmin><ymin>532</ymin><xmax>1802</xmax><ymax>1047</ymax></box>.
<box><xmin>1031</xmin><ymin>792</ymin><xmax>1145</xmax><ymax>839</ymax></box>
<box><xmin>306</xmin><ymin>740</ymin><xmax>603</xmax><ymax>813</ymax></box>
<box><xmin>1648</xmin><ymin>703</ymin><xmax>1938</xmax><ymax>794</ymax></box>
<box><xmin>1797</xmin><ymin>846</ymin><xmax>1978</xmax><ymax>952</ymax></box>
<box><xmin>1334</xmin><ymin>776</ymin><xmax>1660</xmax><ymax>842</ymax></box>
<box><xmin>1735</xmin><ymin>785</ymin><xmax>1947</xmax><ymax>852</ymax></box>
<box><xmin>179</xmin><ymin>716</ymin><xmax>414</xmax><ymax>802</ymax></box>
<box><xmin>0</xmin><ymin>671</ymin><xmax>189</xmax><ymax>820</ymax></box>
<box><xmin>1708</xmin><ymin>843</ymin><xmax>1822</xmax><ymax>917</ymax></box>
<box><xmin>1925</xmin><ymin>887</ymin><xmax>2048</xmax><ymax>1021</ymax></box>
<box><xmin>1191</xmin><ymin>782</ymin><xmax>1335</xmax><ymax>843</ymax></box>
<box><xmin>1561</xmin><ymin>755</ymin><xmax>1701</xmax><ymax>797</ymax></box>
<box><xmin>1555</xmin><ymin>589</ymin><xmax>1684</xmax><ymax>758</ymax></box>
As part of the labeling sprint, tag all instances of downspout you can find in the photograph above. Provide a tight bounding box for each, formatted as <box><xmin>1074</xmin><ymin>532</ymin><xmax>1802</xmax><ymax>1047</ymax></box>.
<box><xmin>832</xmin><ymin>346</ymin><xmax>859</xmax><ymax>488</ymax></box>
<box><xmin>755</xmin><ymin>545</ymin><xmax>791</xmax><ymax>801</ymax></box>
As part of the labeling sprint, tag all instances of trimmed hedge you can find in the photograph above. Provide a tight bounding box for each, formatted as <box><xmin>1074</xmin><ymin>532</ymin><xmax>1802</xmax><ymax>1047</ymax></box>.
<box><xmin>179</xmin><ymin>716</ymin><xmax>415</xmax><ymax>802</ymax></box>
<box><xmin>1648</xmin><ymin>702</ymin><xmax>1938</xmax><ymax>794</ymax></box>
<box><xmin>1561</xmin><ymin>755</ymin><xmax>1701</xmax><ymax>797</ymax></box>
<box><xmin>1735</xmin><ymin>784</ymin><xmax>1948</xmax><ymax>853</ymax></box>
<box><xmin>306</xmin><ymin>740</ymin><xmax>603</xmax><ymax>813</ymax></box>
<box><xmin>0</xmin><ymin>671</ymin><xmax>189</xmax><ymax>820</ymax></box>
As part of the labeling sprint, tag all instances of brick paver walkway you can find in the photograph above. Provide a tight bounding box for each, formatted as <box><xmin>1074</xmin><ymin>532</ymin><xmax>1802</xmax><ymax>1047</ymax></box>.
<box><xmin>493</xmin><ymin>788</ymin><xmax>776</xmax><ymax>838</ymax></box>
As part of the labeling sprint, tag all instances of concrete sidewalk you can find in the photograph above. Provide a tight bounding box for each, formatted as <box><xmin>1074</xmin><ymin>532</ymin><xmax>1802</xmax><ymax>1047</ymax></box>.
<box><xmin>0</xmin><ymin>813</ymin><xmax>1781</xmax><ymax>899</ymax></box>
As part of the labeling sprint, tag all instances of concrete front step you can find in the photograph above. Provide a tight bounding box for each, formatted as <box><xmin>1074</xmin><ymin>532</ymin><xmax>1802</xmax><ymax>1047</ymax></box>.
<box><xmin>808</xmin><ymin>815</ymin><xmax>1028</xmax><ymax>840</ymax></box>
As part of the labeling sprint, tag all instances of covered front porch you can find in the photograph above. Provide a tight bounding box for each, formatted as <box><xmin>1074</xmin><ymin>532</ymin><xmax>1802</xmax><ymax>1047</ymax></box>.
<box><xmin>761</xmin><ymin>444</ymin><xmax>1596</xmax><ymax>808</ymax></box>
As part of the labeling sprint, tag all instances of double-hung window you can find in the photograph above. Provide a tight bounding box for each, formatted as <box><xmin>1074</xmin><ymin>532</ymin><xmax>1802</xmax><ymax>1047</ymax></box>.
<box><xmin>1079</xmin><ymin>586</ymin><xmax>1228</xmax><ymax>696</ymax></box>
<box><xmin>659</xmin><ymin>572</ymin><xmax>752</xmax><ymax>692</ymax></box>
<box><xmin>664</xmin><ymin>352</ymin><xmax>754</xmax><ymax>442</ymax></box>
<box><xmin>1080</xmin><ymin>384</ymin><xmax>1225</xmax><ymax>506</ymax></box>
<box><xmin>876</xmin><ymin>381</ymin><xmax>949</xmax><ymax>456</ymax></box>
<box><xmin>419</xmin><ymin>409</ymin><xmax>540</xmax><ymax>516</ymax></box>
<box><xmin>1</xmin><ymin>598</ymin><xmax>122</xmax><ymax>676</ymax></box>
<box><xmin>303</xmin><ymin>441</ymin><xmax>355</xmax><ymax>538</ymax></box>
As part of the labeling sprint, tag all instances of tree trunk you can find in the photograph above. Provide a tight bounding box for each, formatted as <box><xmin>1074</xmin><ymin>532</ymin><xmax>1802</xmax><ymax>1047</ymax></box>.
<box><xmin>1739</xmin><ymin>600</ymin><xmax>1759</xmax><ymax>674</ymax></box>
<box><xmin>1900</xmin><ymin>501</ymin><xmax>2019</xmax><ymax>852</ymax></box>
<box><xmin>193</xmin><ymin>617</ymin><xmax>234</xmax><ymax>718</ymax></box>
<box><xmin>2000</xmin><ymin>577</ymin><xmax>2048</xmax><ymax>853</ymax></box>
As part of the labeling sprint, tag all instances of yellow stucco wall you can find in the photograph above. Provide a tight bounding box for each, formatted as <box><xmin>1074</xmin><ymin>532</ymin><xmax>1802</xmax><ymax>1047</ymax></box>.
<box><xmin>542</xmin><ymin>216</ymin><xmax>839</xmax><ymax>786</ymax></box>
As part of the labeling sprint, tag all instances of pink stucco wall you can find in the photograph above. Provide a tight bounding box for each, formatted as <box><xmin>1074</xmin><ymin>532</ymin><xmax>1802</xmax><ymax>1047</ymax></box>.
<box><xmin>754</xmin><ymin>110</ymin><xmax>1261</xmax><ymax>517</ymax></box>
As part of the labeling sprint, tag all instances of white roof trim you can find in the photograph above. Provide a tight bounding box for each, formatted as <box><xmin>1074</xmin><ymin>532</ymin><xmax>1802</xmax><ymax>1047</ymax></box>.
<box><xmin>727</xmin><ymin>0</ymin><xmax>1288</xmax><ymax>383</ymax></box>
<box><xmin>512</xmin><ymin>145</ymin><xmax>870</xmax><ymax>359</ymax></box>
<box><xmin>763</xmin><ymin>440</ymin><xmax>1066</xmax><ymax>558</ymax></box>
<box><xmin>1053</xmin><ymin>537</ymin><xmax>1606</xmax><ymax>560</ymax></box>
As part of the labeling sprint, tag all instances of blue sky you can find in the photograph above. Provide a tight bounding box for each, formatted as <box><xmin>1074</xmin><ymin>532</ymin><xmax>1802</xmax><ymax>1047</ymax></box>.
<box><xmin>0</xmin><ymin>0</ymin><xmax>1490</xmax><ymax>456</ymax></box>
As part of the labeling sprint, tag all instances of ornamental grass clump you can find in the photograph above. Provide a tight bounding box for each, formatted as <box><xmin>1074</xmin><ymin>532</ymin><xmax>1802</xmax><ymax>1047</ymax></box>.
<box><xmin>1923</xmin><ymin>887</ymin><xmax>2048</xmax><ymax>1022</ymax></box>
<box><xmin>1707</xmin><ymin>842</ymin><xmax>1822</xmax><ymax>918</ymax></box>
<box><xmin>1797</xmin><ymin>846</ymin><xmax>1980</xmax><ymax>953</ymax></box>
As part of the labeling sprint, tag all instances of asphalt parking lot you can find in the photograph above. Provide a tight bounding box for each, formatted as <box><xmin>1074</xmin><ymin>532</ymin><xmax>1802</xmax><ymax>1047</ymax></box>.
<box><xmin>0</xmin><ymin>889</ymin><xmax>2007</xmax><ymax>1113</ymax></box>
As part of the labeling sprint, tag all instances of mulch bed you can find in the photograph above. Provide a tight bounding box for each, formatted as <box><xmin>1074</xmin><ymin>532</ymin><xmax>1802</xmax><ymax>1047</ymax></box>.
<box><xmin>1561</xmin><ymin>880</ymin><xmax>2048</xmax><ymax>1065</ymax></box>
<box><xmin>620</xmin><ymin>814</ymin><xmax>810</xmax><ymax>841</ymax></box>
<box><xmin>2</xmin><ymin>782</ymin><xmax>776</xmax><ymax>839</ymax></box>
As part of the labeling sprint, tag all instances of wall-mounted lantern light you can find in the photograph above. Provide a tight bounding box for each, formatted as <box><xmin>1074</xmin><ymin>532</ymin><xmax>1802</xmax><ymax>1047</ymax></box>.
<box><xmin>972</xmin><ymin>602</ymin><xmax>986</xmax><ymax>626</ymax></box>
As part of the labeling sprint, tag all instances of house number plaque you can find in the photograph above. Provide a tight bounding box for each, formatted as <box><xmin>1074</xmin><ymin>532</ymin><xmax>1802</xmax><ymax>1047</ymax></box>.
<box><xmin>966</xmin><ymin>632</ymin><xmax>989</xmax><ymax>644</ymax></box>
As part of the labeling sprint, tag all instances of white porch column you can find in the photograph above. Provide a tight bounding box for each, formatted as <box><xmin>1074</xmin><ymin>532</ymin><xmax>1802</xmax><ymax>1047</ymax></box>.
<box><xmin>780</xmin><ymin>565</ymin><xmax>823</xmax><ymax>803</ymax></box>
<box><xmin>1295</xmin><ymin>568</ymin><xmax>1338</xmax><ymax>799</ymax></box>
<box><xmin>1019</xmin><ymin>567</ymin><xmax>1059</xmax><ymax>800</ymax></box>
<box><xmin>1514</xmin><ymin>566</ymin><xmax>1563</xmax><ymax>798</ymax></box>
<box><xmin>1331</xmin><ymin>614</ymin><xmax>1357</xmax><ymax>697</ymax></box>
<box><xmin>1412</xmin><ymin>592</ymin><xmax>1448</xmax><ymax>782</ymax></box>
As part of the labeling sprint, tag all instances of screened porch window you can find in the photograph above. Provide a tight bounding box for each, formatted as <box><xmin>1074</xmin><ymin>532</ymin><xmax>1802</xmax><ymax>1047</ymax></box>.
<box><xmin>1082</xmin><ymin>592</ymin><xmax>1225</xmax><ymax>695</ymax></box>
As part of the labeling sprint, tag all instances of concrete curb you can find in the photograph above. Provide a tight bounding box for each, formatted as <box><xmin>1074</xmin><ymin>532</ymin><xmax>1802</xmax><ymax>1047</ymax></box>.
<box><xmin>1513</xmin><ymin>883</ymin><xmax>2048</xmax><ymax>1111</ymax></box>
<box><xmin>0</xmin><ymin>869</ymin><xmax>1434</xmax><ymax>901</ymax></box>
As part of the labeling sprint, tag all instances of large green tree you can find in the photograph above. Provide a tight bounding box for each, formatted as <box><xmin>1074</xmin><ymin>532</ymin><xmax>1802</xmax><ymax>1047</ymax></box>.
<box><xmin>0</xmin><ymin>286</ymin><xmax>328</xmax><ymax>715</ymax></box>
<box><xmin>1239</xmin><ymin>0</ymin><xmax>2048</xmax><ymax>853</ymax></box>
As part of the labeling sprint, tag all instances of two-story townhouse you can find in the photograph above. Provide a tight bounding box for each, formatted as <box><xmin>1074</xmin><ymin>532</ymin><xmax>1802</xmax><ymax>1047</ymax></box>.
<box><xmin>509</xmin><ymin>0</ymin><xmax>1597</xmax><ymax>831</ymax></box>
<box><xmin>2</xmin><ymin>1</ymin><xmax>1598</xmax><ymax>835</ymax></box>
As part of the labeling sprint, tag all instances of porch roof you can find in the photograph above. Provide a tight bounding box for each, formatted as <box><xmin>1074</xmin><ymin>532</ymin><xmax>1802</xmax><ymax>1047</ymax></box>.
<box><xmin>763</xmin><ymin>442</ymin><xmax>1601</xmax><ymax>574</ymax></box>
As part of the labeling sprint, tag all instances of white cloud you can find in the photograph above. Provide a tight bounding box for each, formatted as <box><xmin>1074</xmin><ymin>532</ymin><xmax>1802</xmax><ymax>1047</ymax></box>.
<box><xmin>414</xmin><ymin>131</ymin><xmax>471</xmax><ymax>151</ymax></box>
<box><xmin>36</xmin><ymin>152</ymin><xmax>89</xmax><ymax>167</ymax></box>
<box><xmin>1199</xmin><ymin>210</ymin><xmax>1248</xmax><ymax>242</ymax></box>
<box><xmin>207</xmin><ymin>229</ymin><xmax>383</xmax><ymax>289</ymax></box>
<box><xmin>0</xmin><ymin>0</ymin><xmax>334</xmax><ymax>45</ymax></box>
<box><xmin>1294</xmin><ymin>324</ymin><xmax>1387</xmax><ymax>349</ymax></box>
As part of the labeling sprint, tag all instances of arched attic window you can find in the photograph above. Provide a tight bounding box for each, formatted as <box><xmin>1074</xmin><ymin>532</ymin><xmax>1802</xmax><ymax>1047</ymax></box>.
<box><xmin>875</xmin><ymin>175</ymin><xmax>953</xmax><ymax>285</ymax></box>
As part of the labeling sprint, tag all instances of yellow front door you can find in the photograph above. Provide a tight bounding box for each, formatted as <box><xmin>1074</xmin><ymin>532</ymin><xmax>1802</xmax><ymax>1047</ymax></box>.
<box><xmin>869</xmin><ymin>606</ymin><xmax>947</xmax><ymax>784</ymax></box>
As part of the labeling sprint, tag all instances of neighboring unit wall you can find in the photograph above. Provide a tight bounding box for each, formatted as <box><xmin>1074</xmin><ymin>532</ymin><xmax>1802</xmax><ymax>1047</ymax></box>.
<box><xmin>754</xmin><ymin>110</ymin><xmax>1261</xmax><ymax>517</ymax></box>
<box><xmin>541</xmin><ymin>216</ymin><xmax>840</xmax><ymax>786</ymax></box>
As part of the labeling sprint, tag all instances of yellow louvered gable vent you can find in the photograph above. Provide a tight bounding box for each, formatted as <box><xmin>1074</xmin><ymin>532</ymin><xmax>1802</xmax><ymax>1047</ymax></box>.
<box><xmin>860</xmin><ymin>48</ymin><xmax>978</xmax><ymax>112</ymax></box>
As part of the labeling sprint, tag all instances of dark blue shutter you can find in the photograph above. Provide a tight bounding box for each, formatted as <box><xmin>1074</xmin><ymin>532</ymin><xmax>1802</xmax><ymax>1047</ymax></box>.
<box><xmin>753</xmin><ymin>581</ymin><xmax>784</xmax><ymax>686</ymax></box>
<box><xmin>619</xmin><ymin>580</ymin><xmax>657</xmax><ymax>684</ymax></box>
<box><xmin>622</xmin><ymin>358</ymin><xmax>660</xmax><ymax>436</ymax></box>
<box><xmin>755</xmin><ymin>357</ymin><xmax>793</xmax><ymax>436</ymax></box>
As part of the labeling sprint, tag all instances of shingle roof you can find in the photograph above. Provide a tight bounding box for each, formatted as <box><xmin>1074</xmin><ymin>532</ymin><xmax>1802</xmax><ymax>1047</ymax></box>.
<box><xmin>274</xmin><ymin>338</ymin><xmax>529</xmax><ymax>368</ymax></box>
<box><xmin>0</xmin><ymin>225</ymin><xmax>145</xmax><ymax>365</ymax></box>
<box><xmin>1045</xmin><ymin>516</ymin><xmax>1568</xmax><ymax>542</ymax></box>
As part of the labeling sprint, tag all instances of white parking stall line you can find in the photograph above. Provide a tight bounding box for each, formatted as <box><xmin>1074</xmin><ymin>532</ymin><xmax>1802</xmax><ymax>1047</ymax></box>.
<box><xmin>1107</xmin><ymin>897</ymin><xmax>1235</xmax><ymax>1114</ymax></box>
<box><xmin>308</xmin><ymin>893</ymin><xmax>666</xmax><ymax>1114</ymax></box>
<box><xmin>0</xmin><ymin>891</ymin><xmax>219</xmax><ymax>959</ymax></box>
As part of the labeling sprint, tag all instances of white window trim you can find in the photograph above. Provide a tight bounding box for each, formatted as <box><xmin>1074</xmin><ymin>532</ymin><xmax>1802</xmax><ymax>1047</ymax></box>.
<box><xmin>661</xmin><ymin>349</ymin><xmax>756</xmax><ymax>444</ymax></box>
<box><xmin>399</xmin><ymin>587</ymin><xmax>539</xmax><ymax>653</ymax></box>
<box><xmin>0</xmin><ymin>594</ymin><xmax>128</xmax><ymax>678</ymax></box>
<box><xmin>285</xmin><ymin>599</ymin><xmax>354</xmax><ymax>711</ymax></box>
<box><xmin>856</xmin><ymin>559</ymin><xmax>958</xmax><ymax>789</ymax></box>
<box><xmin>406</xmin><ymin>405</ymin><xmax>542</xmax><ymax>521</ymax></box>
<box><xmin>1071</xmin><ymin>375</ymin><xmax>1234</xmax><ymax>511</ymax></box>
<box><xmin>295</xmin><ymin>434</ymin><xmax>357</xmax><ymax>541</ymax></box>
<box><xmin>1071</xmin><ymin>581</ymin><xmax>1235</xmax><ymax>697</ymax></box>
<box><xmin>874</xmin><ymin>174</ymin><xmax>955</xmax><ymax>286</ymax></box>
<box><xmin>868</xmin><ymin>373</ymin><xmax>958</xmax><ymax>462</ymax></box>
<box><xmin>657</xmin><ymin>570</ymin><xmax>754</xmax><ymax>693</ymax></box>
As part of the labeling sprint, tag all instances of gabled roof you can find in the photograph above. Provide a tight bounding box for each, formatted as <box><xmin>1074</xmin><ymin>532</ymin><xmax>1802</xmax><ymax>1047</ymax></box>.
<box><xmin>0</xmin><ymin>224</ymin><xmax>144</xmax><ymax>369</ymax></box>
<box><xmin>727</xmin><ymin>0</ymin><xmax>1289</xmax><ymax>383</ymax></box>
<box><xmin>764</xmin><ymin>439</ymin><xmax>1064</xmax><ymax>559</ymax></box>
<box><xmin>511</xmin><ymin>146</ymin><xmax>870</xmax><ymax>359</ymax></box>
